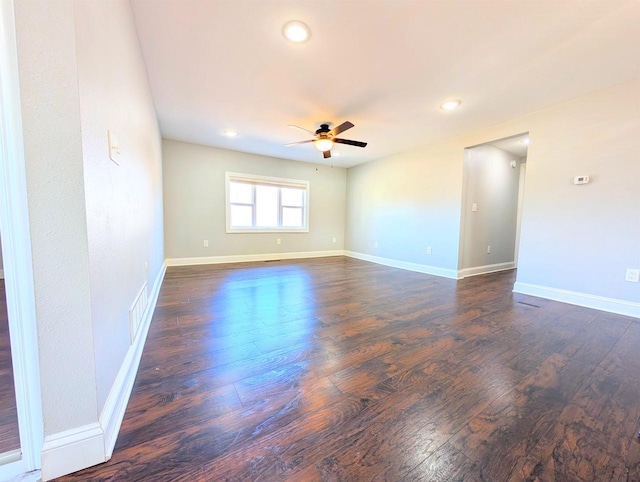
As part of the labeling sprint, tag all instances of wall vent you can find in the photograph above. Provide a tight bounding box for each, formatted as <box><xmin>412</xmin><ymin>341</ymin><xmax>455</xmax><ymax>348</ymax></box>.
<box><xmin>129</xmin><ymin>282</ymin><xmax>148</xmax><ymax>344</ymax></box>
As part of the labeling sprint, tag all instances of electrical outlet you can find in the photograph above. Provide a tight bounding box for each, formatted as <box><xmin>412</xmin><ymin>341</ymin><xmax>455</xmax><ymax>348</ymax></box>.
<box><xmin>332</xmin><ymin>237</ymin><xmax>337</xmax><ymax>243</ymax></box>
<box><xmin>277</xmin><ymin>238</ymin><xmax>281</xmax><ymax>245</ymax></box>
<box><xmin>203</xmin><ymin>240</ymin><xmax>209</xmax><ymax>247</ymax></box>
<box><xmin>374</xmin><ymin>241</ymin><xmax>378</xmax><ymax>248</ymax></box>
<box><xmin>426</xmin><ymin>246</ymin><xmax>432</xmax><ymax>255</ymax></box>
<box><xmin>487</xmin><ymin>245</ymin><xmax>491</xmax><ymax>254</ymax></box>
<box><xmin>625</xmin><ymin>268</ymin><xmax>640</xmax><ymax>283</ymax></box>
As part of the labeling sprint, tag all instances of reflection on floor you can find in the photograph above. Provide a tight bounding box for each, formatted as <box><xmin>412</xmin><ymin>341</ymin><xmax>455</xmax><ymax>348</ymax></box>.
<box><xmin>0</xmin><ymin>279</ymin><xmax>19</xmax><ymax>453</ymax></box>
<box><xmin>58</xmin><ymin>257</ymin><xmax>640</xmax><ymax>481</ymax></box>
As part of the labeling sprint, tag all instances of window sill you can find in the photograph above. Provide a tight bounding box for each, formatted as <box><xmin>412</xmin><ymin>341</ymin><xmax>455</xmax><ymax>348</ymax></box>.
<box><xmin>226</xmin><ymin>228</ymin><xmax>309</xmax><ymax>234</ymax></box>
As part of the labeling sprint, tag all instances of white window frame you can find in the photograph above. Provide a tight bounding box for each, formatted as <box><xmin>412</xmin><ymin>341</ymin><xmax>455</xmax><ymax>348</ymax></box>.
<box><xmin>225</xmin><ymin>172</ymin><xmax>310</xmax><ymax>233</ymax></box>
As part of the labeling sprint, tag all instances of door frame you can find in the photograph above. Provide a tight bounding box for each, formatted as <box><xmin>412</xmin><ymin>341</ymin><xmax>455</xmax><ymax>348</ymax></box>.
<box><xmin>0</xmin><ymin>0</ymin><xmax>44</xmax><ymax>477</ymax></box>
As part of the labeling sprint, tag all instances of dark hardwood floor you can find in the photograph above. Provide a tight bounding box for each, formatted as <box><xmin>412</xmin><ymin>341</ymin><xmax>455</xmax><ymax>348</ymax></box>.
<box><xmin>0</xmin><ymin>279</ymin><xmax>20</xmax><ymax>454</ymax></box>
<box><xmin>57</xmin><ymin>257</ymin><xmax>640</xmax><ymax>481</ymax></box>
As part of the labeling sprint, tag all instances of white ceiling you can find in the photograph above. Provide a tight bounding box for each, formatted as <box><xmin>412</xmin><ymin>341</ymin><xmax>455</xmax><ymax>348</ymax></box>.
<box><xmin>130</xmin><ymin>0</ymin><xmax>640</xmax><ymax>168</ymax></box>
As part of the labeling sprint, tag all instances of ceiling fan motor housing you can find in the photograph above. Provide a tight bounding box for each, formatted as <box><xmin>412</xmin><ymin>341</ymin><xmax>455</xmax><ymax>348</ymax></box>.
<box><xmin>316</xmin><ymin>124</ymin><xmax>331</xmax><ymax>137</ymax></box>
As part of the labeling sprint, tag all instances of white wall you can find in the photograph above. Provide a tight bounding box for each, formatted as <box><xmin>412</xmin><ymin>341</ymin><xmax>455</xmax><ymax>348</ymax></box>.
<box><xmin>516</xmin><ymin>81</ymin><xmax>639</xmax><ymax>305</ymax></box>
<box><xmin>13</xmin><ymin>0</ymin><xmax>164</xmax><ymax>477</ymax></box>
<box><xmin>163</xmin><ymin>140</ymin><xmax>346</xmax><ymax>260</ymax></box>
<box><xmin>345</xmin><ymin>140</ymin><xmax>465</xmax><ymax>272</ymax></box>
<box><xmin>14</xmin><ymin>0</ymin><xmax>99</xmax><ymax>438</ymax></box>
<box><xmin>346</xmin><ymin>79</ymin><xmax>640</xmax><ymax>314</ymax></box>
<box><xmin>460</xmin><ymin>145</ymin><xmax>522</xmax><ymax>270</ymax></box>
<box><xmin>74</xmin><ymin>0</ymin><xmax>164</xmax><ymax>411</ymax></box>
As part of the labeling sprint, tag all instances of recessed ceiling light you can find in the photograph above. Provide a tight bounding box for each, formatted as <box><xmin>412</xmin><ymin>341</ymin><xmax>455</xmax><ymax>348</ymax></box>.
<box><xmin>440</xmin><ymin>99</ymin><xmax>462</xmax><ymax>111</ymax></box>
<box><xmin>283</xmin><ymin>21</ymin><xmax>310</xmax><ymax>43</ymax></box>
<box><xmin>223</xmin><ymin>130</ymin><xmax>238</xmax><ymax>138</ymax></box>
<box><xmin>521</xmin><ymin>138</ymin><xmax>531</xmax><ymax>145</ymax></box>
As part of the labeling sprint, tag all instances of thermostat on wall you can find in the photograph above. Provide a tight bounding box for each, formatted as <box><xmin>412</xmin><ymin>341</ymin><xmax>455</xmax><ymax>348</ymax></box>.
<box><xmin>574</xmin><ymin>175</ymin><xmax>590</xmax><ymax>185</ymax></box>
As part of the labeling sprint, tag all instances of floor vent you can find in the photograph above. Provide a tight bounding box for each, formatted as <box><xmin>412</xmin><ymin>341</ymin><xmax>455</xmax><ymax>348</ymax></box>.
<box><xmin>129</xmin><ymin>282</ymin><xmax>148</xmax><ymax>344</ymax></box>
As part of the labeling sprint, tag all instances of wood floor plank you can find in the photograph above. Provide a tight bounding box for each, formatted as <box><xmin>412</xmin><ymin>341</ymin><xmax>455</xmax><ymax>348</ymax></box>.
<box><xmin>306</xmin><ymin>362</ymin><xmax>518</xmax><ymax>481</ymax></box>
<box><xmin>448</xmin><ymin>315</ymin><xmax>631</xmax><ymax>481</ymax></box>
<box><xmin>509</xmin><ymin>319</ymin><xmax>640</xmax><ymax>482</ymax></box>
<box><xmin>55</xmin><ymin>258</ymin><xmax>640</xmax><ymax>481</ymax></box>
<box><xmin>399</xmin><ymin>442</ymin><xmax>481</xmax><ymax>482</ymax></box>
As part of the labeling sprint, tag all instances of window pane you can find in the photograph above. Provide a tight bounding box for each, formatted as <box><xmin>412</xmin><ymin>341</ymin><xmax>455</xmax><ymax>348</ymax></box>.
<box><xmin>281</xmin><ymin>188</ymin><xmax>303</xmax><ymax>207</ymax></box>
<box><xmin>256</xmin><ymin>185</ymin><xmax>278</xmax><ymax>227</ymax></box>
<box><xmin>229</xmin><ymin>182</ymin><xmax>252</xmax><ymax>204</ymax></box>
<box><xmin>230</xmin><ymin>204</ymin><xmax>252</xmax><ymax>227</ymax></box>
<box><xmin>282</xmin><ymin>207</ymin><xmax>303</xmax><ymax>227</ymax></box>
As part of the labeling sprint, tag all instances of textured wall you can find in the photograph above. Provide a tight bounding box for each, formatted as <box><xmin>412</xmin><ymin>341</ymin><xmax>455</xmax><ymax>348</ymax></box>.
<box><xmin>14</xmin><ymin>0</ymin><xmax>98</xmax><ymax>434</ymax></box>
<box><xmin>74</xmin><ymin>0</ymin><xmax>164</xmax><ymax>410</ymax></box>
<box><xmin>163</xmin><ymin>140</ymin><xmax>346</xmax><ymax>259</ymax></box>
<box><xmin>13</xmin><ymin>0</ymin><xmax>164</xmax><ymax>437</ymax></box>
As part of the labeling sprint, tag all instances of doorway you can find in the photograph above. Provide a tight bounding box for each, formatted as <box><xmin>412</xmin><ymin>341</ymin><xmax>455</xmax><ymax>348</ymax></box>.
<box><xmin>458</xmin><ymin>133</ymin><xmax>529</xmax><ymax>278</ymax></box>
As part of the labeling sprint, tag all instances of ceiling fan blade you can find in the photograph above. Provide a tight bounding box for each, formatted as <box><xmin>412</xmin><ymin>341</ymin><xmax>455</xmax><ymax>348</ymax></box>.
<box><xmin>333</xmin><ymin>138</ymin><xmax>367</xmax><ymax>148</ymax></box>
<box><xmin>285</xmin><ymin>139</ymin><xmax>315</xmax><ymax>146</ymax></box>
<box><xmin>323</xmin><ymin>150</ymin><xmax>331</xmax><ymax>159</ymax></box>
<box><xmin>288</xmin><ymin>124</ymin><xmax>316</xmax><ymax>136</ymax></box>
<box><xmin>329</xmin><ymin>121</ymin><xmax>354</xmax><ymax>137</ymax></box>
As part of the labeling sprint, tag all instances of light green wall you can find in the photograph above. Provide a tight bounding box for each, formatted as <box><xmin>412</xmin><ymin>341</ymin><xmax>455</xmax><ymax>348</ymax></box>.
<box><xmin>346</xmin><ymin>79</ymin><xmax>640</xmax><ymax>304</ymax></box>
<box><xmin>163</xmin><ymin>140</ymin><xmax>347</xmax><ymax>259</ymax></box>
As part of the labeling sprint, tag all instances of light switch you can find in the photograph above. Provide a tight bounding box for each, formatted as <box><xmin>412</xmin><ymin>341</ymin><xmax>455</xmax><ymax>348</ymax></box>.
<box><xmin>471</xmin><ymin>203</ymin><xmax>478</xmax><ymax>212</ymax></box>
<box><xmin>108</xmin><ymin>130</ymin><xmax>121</xmax><ymax>165</ymax></box>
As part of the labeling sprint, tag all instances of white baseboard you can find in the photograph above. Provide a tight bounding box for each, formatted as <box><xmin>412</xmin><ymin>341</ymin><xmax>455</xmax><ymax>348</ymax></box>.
<box><xmin>513</xmin><ymin>282</ymin><xmax>640</xmax><ymax>319</ymax></box>
<box><xmin>100</xmin><ymin>261</ymin><xmax>167</xmax><ymax>457</ymax></box>
<box><xmin>344</xmin><ymin>250</ymin><xmax>459</xmax><ymax>279</ymax></box>
<box><xmin>0</xmin><ymin>268</ymin><xmax>4</xmax><ymax>279</ymax></box>
<box><xmin>458</xmin><ymin>261</ymin><xmax>516</xmax><ymax>279</ymax></box>
<box><xmin>39</xmin><ymin>262</ymin><xmax>167</xmax><ymax>481</ymax></box>
<box><xmin>166</xmin><ymin>250</ymin><xmax>345</xmax><ymax>267</ymax></box>
<box><xmin>41</xmin><ymin>423</ymin><xmax>104</xmax><ymax>481</ymax></box>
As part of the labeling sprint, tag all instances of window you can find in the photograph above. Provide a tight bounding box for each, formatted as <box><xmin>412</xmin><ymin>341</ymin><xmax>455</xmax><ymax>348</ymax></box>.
<box><xmin>226</xmin><ymin>172</ymin><xmax>309</xmax><ymax>232</ymax></box>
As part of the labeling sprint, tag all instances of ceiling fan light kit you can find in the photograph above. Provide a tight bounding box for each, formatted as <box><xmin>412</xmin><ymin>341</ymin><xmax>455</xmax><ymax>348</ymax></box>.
<box><xmin>314</xmin><ymin>139</ymin><xmax>333</xmax><ymax>152</ymax></box>
<box><xmin>286</xmin><ymin>121</ymin><xmax>367</xmax><ymax>159</ymax></box>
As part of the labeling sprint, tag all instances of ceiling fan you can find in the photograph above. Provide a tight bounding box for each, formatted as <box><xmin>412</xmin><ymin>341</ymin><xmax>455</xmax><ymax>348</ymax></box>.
<box><xmin>285</xmin><ymin>121</ymin><xmax>367</xmax><ymax>159</ymax></box>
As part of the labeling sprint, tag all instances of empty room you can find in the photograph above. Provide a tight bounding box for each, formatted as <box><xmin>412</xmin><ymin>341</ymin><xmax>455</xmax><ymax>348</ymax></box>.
<box><xmin>0</xmin><ymin>0</ymin><xmax>639</xmax><ymax>481</ymax></box>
